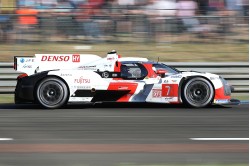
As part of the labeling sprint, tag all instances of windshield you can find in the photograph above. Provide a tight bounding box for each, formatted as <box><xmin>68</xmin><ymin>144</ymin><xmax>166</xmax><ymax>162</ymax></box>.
<box><xmin>153</xmin><ymin>63</ymin><xmax>179</xmax><ymax>75</ymax></box>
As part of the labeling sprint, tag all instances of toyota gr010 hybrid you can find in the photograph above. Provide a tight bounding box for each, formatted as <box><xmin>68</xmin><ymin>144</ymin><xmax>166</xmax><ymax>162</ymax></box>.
<box><xmin>14</xmin><ymin>51</ymin><xmax>234</xmax><ymax>109</ymax></box>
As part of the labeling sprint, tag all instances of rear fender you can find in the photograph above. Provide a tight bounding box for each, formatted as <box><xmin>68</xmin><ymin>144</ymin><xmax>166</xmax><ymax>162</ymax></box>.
<box><xmin>33</xmin><ymin>74</ymin><xmax>70</xmax><ymax>103</ymax></box>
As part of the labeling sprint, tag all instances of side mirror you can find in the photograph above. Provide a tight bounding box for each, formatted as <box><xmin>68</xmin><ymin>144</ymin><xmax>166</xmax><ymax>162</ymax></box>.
<box><xmin>156</xmin><ymin>69</ymin><xmax>167</xmax><ymax>78</ymax></box>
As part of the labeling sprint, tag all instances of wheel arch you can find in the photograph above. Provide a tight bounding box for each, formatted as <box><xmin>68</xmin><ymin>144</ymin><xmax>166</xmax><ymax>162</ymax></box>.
<box><xmin>178</xmin><ymin>75</ymin><xmax>215</xmax><ymax>104</ymax></box>
<box><xmin>33</xmin><ymin>75</ymin><xmax>70</xmax><ymax>104</ymax></box>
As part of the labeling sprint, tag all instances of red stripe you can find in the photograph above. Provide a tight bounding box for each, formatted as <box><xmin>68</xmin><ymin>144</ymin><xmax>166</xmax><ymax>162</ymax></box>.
<box><xmin>108</xmin><ymin>82</ymin><xmax>138</xmax><ymax>102</ymax></box>
<box><xmin>214</xmin><ymin>87</ymin><xmax>230</xmax><ymax>100</ymax></box>
<box><xmin>143</xmin><ymin>64</ymin><xmax>158</xmax><ymax>78</ymax></box>
<box><xmin>113</xmin><ymin>61</ymin><xmax>123</xmax><ymax>80</ymax></box>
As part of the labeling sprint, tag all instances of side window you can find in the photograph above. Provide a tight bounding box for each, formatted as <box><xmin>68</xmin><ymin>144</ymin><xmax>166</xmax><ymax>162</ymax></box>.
<box><xmin>120</xmin><ymin>63</ymin><xmax>148</xmax><ymax>79</ymax></box>
<box><xmin>153</xmin><ymin>64</ymin><xmax>179</xmax><ymax>75</ymax></box>
<box><xmin>121</xmin><ymin>65</ymin><xmax>132</xmax><ymax>78</ymax></box>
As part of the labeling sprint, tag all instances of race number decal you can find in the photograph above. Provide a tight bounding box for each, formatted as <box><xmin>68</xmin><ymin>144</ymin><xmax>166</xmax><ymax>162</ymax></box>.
<box><xmin>164</xmin><ymin>86</ymin><xmax>171</xmax><ymax>96</ymax></box>
<box><xmin>162</xmin><ymin>84</ymin><xmax>178</xmax><ymax>97</ymax></box>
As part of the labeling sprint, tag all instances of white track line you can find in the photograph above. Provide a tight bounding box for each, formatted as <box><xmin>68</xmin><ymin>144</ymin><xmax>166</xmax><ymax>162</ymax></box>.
<box><xmin>190</xmin><ymin>138</ymin><xmax>249</xmax><ymax>141</ymax></box>
<box><xmin>0</xmin><ymin>138</ymin><xmax>13</xmax><ymax>141</ymax></box>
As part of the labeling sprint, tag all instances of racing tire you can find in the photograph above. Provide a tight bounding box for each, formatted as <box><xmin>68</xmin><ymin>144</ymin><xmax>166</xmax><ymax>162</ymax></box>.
<box><xmin>182</xmin><ymin>77</ymin><xmax>214</xmax><ymax>108</ymax></box>
<box><xmin>36</xmin><ymin>77</ymin><xmax>68</xmax><ymax>109</ymax></box>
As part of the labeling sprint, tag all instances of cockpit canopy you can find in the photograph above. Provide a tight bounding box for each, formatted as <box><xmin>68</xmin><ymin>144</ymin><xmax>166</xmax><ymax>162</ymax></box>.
<box><xmin>120</xmin><ymin>62</ymin><xmax>179</xmax><ymax>80</ymax></box>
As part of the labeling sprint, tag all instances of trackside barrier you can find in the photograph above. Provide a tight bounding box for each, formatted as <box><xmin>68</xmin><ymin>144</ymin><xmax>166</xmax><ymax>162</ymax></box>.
<box><xmin>0</xmin><ymin>62</ymin><xmax>248</xmax><ymax>94</ymax></box>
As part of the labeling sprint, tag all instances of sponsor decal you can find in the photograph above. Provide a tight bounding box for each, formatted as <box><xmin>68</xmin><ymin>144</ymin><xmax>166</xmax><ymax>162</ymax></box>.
<box><xmin>214</xmin><ymin>99</ymin><xmax>229</xmax><ymax>103</ymax></box>
<box><xmin>164</xmin><ymin>80</ymin><xmax>169</xmax><ymax>83</ymax></box>
<box><xmin>23</xmin><ymin>64</ymin><xmax>32</xmax><ymax>68</ymax></box>
<box><xmin>20</xmin><ymin>58</ymin><xmax>25</xmax><ymax>63</ymax></box>
<box><xmin>118</xmin><ymin>86</ymin><xmax>128</xmax><ymax>90</ymax></box>
<box><xmin>165</xmin><ymin>97</ymin><xmax>175</xmax><ymax>102</ymax></box>
<box><xmin>102</xmin><ymin>72</ymin><xmax>109</xmax><ymax>78</ymax></box>
<box><xmin>41</xmin><ymin>55</ymin><xmax>70</xmax><ymax>62</ymax></box>
<box><xmin>20</xmin><ymin>58</ymin><xmax>35</xmax><ymax>63</ymax></box>
<box><xmin>74</xmin><ymin>77</ymin><xmax>90</xmax><ymax>84</ymax></box>
<box><xmin>73</xmin><ymin>85</ymin><xmax>91</xmax><ymax>89</ymax></box>
<box><xmin>152</xmin><ymin>89</ymin><xmax>162</xmax><ymax>98</ymax></box>
<box><xmin>107</xmin><ymin>57</ymin><xmax>115</xmax><ymax>61</ymax></box>
<box><xmin>210</xmin><ymin>77</ymin><xmax>219</xmax><ymax>80</ymax></box>
<box><xmin>25</xmin><ymin>59</ymin><xmax>35</xmax><ymax>62</ymax></box>
<box><xmin>61</xmin><ymin>73</ymin><xmax>72</xmax><ymax>77</ymax></box>
<box><xmin>78</xmin><ymin>66</ymin><xmax>96</xmax><ymax>70</ymax></box>
<box><xmin>72</xmin><ymin>54</ymin><xmax>80</xmax><ymax>62</ymax></box>
<box><xmin>170</xmin><ymin>75</ymin><xmax>182</xmax><ymax>78</ymax></box>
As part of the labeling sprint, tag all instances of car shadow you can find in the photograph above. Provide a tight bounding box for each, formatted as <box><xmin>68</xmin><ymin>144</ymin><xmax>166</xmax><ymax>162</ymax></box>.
<box><xmin>0</xmin><ymin>102</ymin><xmax>232</xmax><ymax>110</ymax></box>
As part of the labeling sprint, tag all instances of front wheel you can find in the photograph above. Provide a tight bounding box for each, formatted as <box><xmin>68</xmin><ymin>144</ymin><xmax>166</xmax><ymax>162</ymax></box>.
<box><xmin>36</xmin><ymin>77</ymin><xmax>68</xmax><ymax>109</ymax></box>
<box><xmin>182</xmin><ymin>77</ymin><xmax>214</xmax><ymax>108</ymax></box>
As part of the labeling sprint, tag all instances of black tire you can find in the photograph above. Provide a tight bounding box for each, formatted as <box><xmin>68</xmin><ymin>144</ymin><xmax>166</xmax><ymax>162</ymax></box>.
<box><xmin>182</xmin><ymin>77</ymin><xmax>214</xmax><ymax>108</ymax></box>
<box><xmin>36</xmin><ymin>77</ymin><xmax>68</xmax><ymax>109</ymax></box>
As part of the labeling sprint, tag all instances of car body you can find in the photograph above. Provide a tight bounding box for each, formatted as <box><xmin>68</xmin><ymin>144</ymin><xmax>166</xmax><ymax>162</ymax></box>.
<box><xmin>14</xmin><ymin>50</ymin><xmax>234</xmax><ymax>109</ymax></box>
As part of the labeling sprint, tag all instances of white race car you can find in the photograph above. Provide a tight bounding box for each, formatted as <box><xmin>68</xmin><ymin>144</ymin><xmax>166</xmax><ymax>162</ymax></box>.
<box><xmin>14</xmin><ymin>50</ymin><xmax>235</xmax><ymax>109</ymax></box>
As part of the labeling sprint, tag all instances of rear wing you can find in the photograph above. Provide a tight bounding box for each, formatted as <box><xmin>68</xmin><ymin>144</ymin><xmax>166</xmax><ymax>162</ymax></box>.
<box><xmin>14</xmin><ymin>54</ymin><xmax>102</xmax><ymax>75</ymax></box>
<box><xmin>14</xmin><ymin>51</ymin><xmax>132</xmax><ymax>75</ymax></box>
<box><xmin>14</xmin><ymin>56</ymin><xmax>37</xmax><ymax>75</ymax></box>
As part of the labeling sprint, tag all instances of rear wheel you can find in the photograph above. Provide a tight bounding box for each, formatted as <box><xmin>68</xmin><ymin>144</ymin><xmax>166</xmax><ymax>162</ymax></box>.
<box><xmin>182</xmin><ymin>77</ymin><xmax>214</xmax><ymax>108</ymax></box>
<box><xmin>36</xmin><ymin>77</ymin><xmax>68</xmax><ymax>109</ymax></box>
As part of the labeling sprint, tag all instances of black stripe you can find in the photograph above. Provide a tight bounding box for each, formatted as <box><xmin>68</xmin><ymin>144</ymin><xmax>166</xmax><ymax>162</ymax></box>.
<box><xmin>95</xmin><ymin>72</ymin><xmax>121</xmax><ymax>78</ymax></box>
<box><xmin>72</xmin><ymin>90</ymin><xmax>130</xmax><ymax>102</ymax></box>
<box><xmin>72</xmin><ymin>90</ymin><xmax>94</xmax><ymax>97</ymax></box>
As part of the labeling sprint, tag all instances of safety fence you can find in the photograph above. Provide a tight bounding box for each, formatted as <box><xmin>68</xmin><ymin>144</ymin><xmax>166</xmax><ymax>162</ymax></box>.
<box><xmin>0</xmin><ymin>62</ymin><xmax>248</xmax><ymax>95</ymax></box>
<box><xmin>0</xmin><ymin>11</ymin><xmax>248</xmax><ymax>44</ymax></box>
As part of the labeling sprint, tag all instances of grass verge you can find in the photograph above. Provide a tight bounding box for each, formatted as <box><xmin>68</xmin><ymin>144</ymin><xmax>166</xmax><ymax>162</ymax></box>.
<box><xmin>0</xmin><ymin>43</ymin><xmax>248</xmax><ymax>62</ymax></box>
<box><xmin>0</xmin><ymin>94</ymin><xmax>14</xmax><ymax>103</ymax></box>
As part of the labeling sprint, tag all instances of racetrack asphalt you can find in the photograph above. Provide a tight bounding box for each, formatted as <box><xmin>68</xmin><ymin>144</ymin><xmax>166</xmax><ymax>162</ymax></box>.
<box><xmin>0</xmin><ymin>103</ymin><xmax>248</xmax><ymax>166</ymax></box>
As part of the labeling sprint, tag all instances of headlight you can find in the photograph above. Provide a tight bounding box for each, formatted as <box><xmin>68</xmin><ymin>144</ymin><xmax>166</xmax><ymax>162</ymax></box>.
<box><xmin>219</xmin><ymin>76</ymin><xmax>231</xmax><ymax>96</ymax></box>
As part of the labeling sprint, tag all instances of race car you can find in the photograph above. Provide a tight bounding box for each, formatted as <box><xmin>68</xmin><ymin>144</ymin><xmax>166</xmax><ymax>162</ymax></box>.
<box><xmin>14</xmin><ymin>50</ymin><xmax>234</xmax><ymax>109</ymax></box>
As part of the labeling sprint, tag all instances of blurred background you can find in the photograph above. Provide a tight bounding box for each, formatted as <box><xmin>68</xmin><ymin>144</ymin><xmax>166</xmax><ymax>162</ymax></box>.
<box><xmin>0</xmin><ymin>0</ymin><xmax>248</xmax><ymax>62</ymax></box>
<box><xmin>0</xmin><ymin>1</ymin><xmax>248</xmax><ymax>166</ymax></box>
<box><xmin>0</xmin><ymin>0</ymin><xmax>248</xmax><ymax>96</ymax></box>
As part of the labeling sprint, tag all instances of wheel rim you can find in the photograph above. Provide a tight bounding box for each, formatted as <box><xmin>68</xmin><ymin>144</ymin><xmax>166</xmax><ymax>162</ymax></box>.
<box><xmin>39</xmin><ymin>81</ymin><xmax>64</xmax><ymax>106</ymax></box>
<box><xmin>185</xmin><ymin>80</ymin><xmax>211</xmax><ymax>105</ymax></box>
